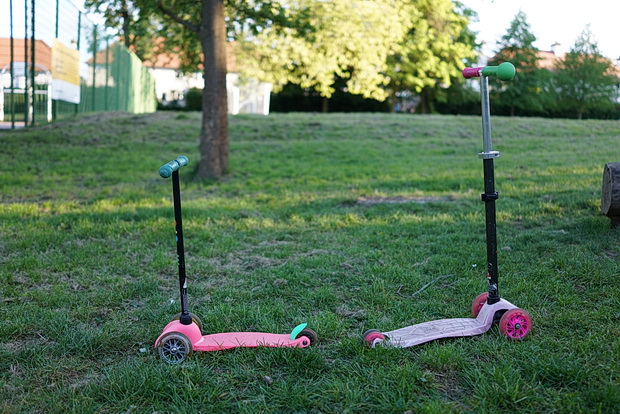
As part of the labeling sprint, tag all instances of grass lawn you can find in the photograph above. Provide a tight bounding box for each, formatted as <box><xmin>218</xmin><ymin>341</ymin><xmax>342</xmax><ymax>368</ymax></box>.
<box><xmin>1</xmin><ymin>111</ymin><xmax>619</xmax><ymax>413</ymax></box>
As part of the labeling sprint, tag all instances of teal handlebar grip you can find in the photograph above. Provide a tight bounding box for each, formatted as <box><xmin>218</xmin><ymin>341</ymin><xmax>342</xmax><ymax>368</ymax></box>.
<box><xmin>159</xmin><ymin>156</ymin><xmax>189</xmax><ymax>178</ymax></box>
<box><xmin>462</xmin><ymin>62</ymin><xmax>516</xmax><ymax>81</ymax></box>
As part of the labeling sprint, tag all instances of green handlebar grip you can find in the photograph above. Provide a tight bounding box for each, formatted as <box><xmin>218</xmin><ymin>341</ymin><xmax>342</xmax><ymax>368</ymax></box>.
<box><xmin>159</xmin><ymin>156</ymin><xmax>189</xmax><ymax>178</ymax></box>
<box><xmin>481</xmin><ymin>62</ymin><xmax>516</xmax><ymax>81</ymax></box>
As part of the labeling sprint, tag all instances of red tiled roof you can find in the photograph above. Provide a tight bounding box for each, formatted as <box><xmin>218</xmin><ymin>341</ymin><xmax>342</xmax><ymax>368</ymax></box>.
<box><xmin>0</xmin><ymin>38</ymin><xmax>52</xmax><ymax>71</ymax></box>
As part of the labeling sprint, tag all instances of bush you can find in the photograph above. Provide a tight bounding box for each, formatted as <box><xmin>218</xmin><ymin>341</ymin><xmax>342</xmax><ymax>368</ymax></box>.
<box><xmin>185</xmin><ymin>88</ymin><xmax>203</xmax><ymax>111</ymax></box>
<box><xmin>270</xmin><ymin>82</ymin><xmax>390</xmax><ymax>113</ymax></box>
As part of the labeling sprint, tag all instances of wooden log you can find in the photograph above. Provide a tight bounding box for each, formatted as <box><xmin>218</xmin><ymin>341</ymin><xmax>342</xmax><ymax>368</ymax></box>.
<box><xmin>601</xmin><ymin>162</ymin><xmax>620</xmax><ymax>228</ymax></box>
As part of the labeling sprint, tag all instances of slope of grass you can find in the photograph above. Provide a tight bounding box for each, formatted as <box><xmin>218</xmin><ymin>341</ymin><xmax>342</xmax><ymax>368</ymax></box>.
<box><xmin>1</xmin><ymin>111</ymin><xmax>619</xmax><ymax>413</ymax></box>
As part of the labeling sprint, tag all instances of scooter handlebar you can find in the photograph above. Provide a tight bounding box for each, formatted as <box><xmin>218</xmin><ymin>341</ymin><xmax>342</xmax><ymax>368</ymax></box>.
<box><xmin>159</xmin><ymin>156</ymin><xmax>189</xmax><ymax>178</ymax></box>
<box><xmin>462</xmin><ymin>62</ymin><xmax>516</xmax><ymax>81</ymax></box>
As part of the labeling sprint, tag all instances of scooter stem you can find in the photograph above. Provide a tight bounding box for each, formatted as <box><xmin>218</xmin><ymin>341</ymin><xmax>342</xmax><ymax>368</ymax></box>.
<box><xmin>479</xmin><ymin>75</ymin><xmax>495</xmax><ymax>158</ymax></box>
<box><xmin>171</xmin><ymin>170</ymin><xmax>192</xmax><ymax>324</ymax></box>
<box><xmin>160</xmin><ymin>156</ymin><xmax>192</xmax><ymax>325</ymax></box>
<box><xmin>480</xmin><ymin>74</ymin><xmax>499</xmax><ymax>304</ymax></box>
<box><xmin>462</xmin><ymin>63</ymin><xmax>516</xmax><ymax>304</ymax></box>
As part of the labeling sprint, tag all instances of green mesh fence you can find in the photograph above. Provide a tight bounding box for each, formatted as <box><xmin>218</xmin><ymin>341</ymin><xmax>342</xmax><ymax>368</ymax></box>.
<box><xmin>1</xmin><ymin>0</ymin><xmax>157</xmax><ymax>128</ymax></box>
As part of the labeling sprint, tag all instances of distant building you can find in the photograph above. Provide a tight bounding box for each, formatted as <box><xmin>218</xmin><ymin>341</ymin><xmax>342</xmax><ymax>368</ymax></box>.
<box><xmin>142</xmin><ymin>41</ymin><xmax>272</xmax><ymax>115</ymax></box>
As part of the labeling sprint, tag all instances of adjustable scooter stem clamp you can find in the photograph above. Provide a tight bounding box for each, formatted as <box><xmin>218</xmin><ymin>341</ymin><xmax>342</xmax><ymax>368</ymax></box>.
<box><xmin>478</xmin><ymin>151</ymin><xmax>500</xmax><ymax>159</ymax></box>
<box><xmin>481</xmin><ymin>192</ymin><xmax>499</xmax><ymax>202</ymax></box>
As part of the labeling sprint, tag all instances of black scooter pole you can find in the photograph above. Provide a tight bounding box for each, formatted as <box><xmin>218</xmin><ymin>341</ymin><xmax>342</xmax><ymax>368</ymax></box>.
<box><xmin>160</xmin><ymin>156</ymin><xmax>192</xmax><ymax>325</ymax></box>
<box><xmin>463</xmin><ymin>63</ymin><xmax>516</xmax><ymax>306</ymax></box>
<box><xmin>479</xmin><ymin>75</ymin><xmax>500</xmax><ymax>305</ymax></box>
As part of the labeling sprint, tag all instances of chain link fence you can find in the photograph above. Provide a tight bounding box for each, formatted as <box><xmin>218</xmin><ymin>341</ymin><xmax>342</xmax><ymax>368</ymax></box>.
<box><xmin>1</xmin><ymin>0</ymin><xmax>157</xmax><ymax>129</ymax></box>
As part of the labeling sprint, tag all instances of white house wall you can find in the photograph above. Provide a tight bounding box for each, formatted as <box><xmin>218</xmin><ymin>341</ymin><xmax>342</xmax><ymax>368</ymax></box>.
<box><xmin>149</xmin><ymin>68</ymin><xmax>271</xmax><ymax>115</ymax></box>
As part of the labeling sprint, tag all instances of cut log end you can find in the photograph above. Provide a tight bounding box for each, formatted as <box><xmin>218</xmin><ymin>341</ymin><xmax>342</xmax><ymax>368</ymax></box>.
<box><xmin>601</xmin><ymin>163</ymin><xmax>620</xmax><ymax>227</ymax></box>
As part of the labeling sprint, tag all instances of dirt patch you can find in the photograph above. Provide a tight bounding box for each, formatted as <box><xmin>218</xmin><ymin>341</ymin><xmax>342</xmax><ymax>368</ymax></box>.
<box><xmin>357</xmin><ymin>196</ymin><xmax>454</xmax><ymax>206</ymax></box>
<box><xmin>434</xmin><ymin>370</ymin><xmax>468</xmax><ymax>406</ymax></box>
<box><xmin>335</xmin><ymin>305</ymin><xmax>367</xmax><ymax>320</ymax></box>
<box><xmin>1</xmin><ymin>333</ymin><xmax>53</xmax><ymax>353</ymax></box>
<box><xmin>38</xmin><ymin>111</ymin><xmax>179</xmax><ymax>130</ymax></box>
<box><xmin>209</xmin><ymin>252</ymin><xmax>284</xmax><ymax>272</ymax></box>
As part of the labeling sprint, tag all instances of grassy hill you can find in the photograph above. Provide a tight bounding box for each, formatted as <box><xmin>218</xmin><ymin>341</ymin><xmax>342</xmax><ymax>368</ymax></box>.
<box><xmin>1</xmin><ymin>112</ymin><xmax>618</xmax><ymax>412</ymax></box>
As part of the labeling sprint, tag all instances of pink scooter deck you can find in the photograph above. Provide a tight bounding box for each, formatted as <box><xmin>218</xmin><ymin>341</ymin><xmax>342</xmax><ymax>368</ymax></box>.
<box><xmin>370</xmin><ymin>299</ymin><xmax>518</xmax><ymax>348</ymax></box>
<box><xmin>155</xmin><ymin>321</ymin><xmax>312</xmax><ymax>352</ymax></box>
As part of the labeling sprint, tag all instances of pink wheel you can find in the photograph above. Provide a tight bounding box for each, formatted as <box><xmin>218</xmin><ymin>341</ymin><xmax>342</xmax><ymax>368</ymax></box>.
<box><xmin>362</xmin><ymin>329</ymin><xmax>385</xmax><ymax>346</ymax></box>
<box><xmin>471</xmin><ymin>292</ymin><xmax>489</xmax><ymax>317</ymax></box>
<box><xmin>499</xmin><ymin>308</ymin><xmax>532</xmax><ymax>340</ymax></box>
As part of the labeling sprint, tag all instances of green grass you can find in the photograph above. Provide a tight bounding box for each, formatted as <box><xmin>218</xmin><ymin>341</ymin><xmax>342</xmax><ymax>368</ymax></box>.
<box><xmin>1</xmin><ymin>111</ymin><xmax>619</xmax><ymax>413</ymax></box>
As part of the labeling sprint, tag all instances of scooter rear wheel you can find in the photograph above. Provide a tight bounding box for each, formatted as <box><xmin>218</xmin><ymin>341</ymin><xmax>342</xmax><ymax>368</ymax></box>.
<box><xmin>362</xmin><ymin>329</ymin><xmax>386</xmax><ymax>346</ymax></box>
<box><xmin>471</xmin><ymin>292</ymin><xmax>489</xmax><ymax>317</ymax></box>
<box><xmin>157</xmin><ymin>332</ymin><xmax>193</xmax><ymax>364</ymax></box>
<box><xmin>296</xmin><ymin>328</ymin><xmax>318</xmax><ymax>346</ymax></box>
<box><xmin>499</xmin><ymin>308</ymin><xmax>532</xmax><ymax>340</ymax></box>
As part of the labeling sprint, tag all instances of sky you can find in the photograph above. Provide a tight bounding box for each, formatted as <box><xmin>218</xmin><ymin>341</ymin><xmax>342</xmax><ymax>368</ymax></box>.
<box><xmin>460</xmin><ymin>0</ymin><xmax>620</xmax><ymax>62</ymax></box>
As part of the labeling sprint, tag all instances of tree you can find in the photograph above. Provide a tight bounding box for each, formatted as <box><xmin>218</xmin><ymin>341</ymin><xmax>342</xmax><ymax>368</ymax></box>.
<box><xmin>86</xmin><ymin>0</ymin><xmax>300</xmax><ymax>178</ymax></box>
<box><xmin>84</xmin><ymin>0</ymin><xmax>156</xmax><ymax>61</ymax></box>
<box><xmin>385</xmin><ymin>0</ymin><xmax>478</xmax><ymax>113</ymax></box>
<box><xmin>146</xmin><ymin>0</ymin><xmax>228</xmax><ymax>178</ymax></box>
<box><xmin>233</xmin><ymin>0</ymin><xmax>414</xmax><ymax>104</ymax></box>
<box><xmin>489</xmin><ymin>10</ymin><xmax>549</xmax><ymax>116</ymax></box>
<box><xmin>554</xmin><ymin>26</ymin><xmax>619</xmax><ymax>119</ymax></box>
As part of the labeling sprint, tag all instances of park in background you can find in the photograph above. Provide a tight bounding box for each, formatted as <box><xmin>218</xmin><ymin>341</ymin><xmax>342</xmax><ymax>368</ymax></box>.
<box><xmin>0</xmin><ymin>0</ymin><xmax>157</xmax><ymax>129</ymax></box>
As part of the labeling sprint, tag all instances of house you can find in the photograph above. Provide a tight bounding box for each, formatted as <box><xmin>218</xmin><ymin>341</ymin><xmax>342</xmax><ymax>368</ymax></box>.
<box><xmin>0</xmin><ymin>38</ymin><xmax>54</xmax><ymax>123</ymax></box>
<box><xmin>142</xmin><ymin>41</ymin><xmax>272</xmax><ymax>115</ymax></box>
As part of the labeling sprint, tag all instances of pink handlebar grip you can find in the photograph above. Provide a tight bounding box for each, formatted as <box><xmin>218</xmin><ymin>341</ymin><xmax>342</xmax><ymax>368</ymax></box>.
<box><xmin>462</xmin><ymin>67</ymin><xmax>482</xmax><ymax>79</ymax></box>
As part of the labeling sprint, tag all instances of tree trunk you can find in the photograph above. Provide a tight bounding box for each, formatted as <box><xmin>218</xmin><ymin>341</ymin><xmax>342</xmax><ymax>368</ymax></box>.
<box><xmin>388</xmin><ymin>88</ymin><xmax>397</xmax><ymax>113</ymax></box>
<box><xmin>197</xmin><ymin>0</ymin><xmax>228</xmax><ymax>179</ymax></box>
<box><xmin>121</xmin><ymin>1</ymin><xmax>131</xmax><ymax>49</ymax></box>
<box><xmin>417</xmin><ymin>88</ymin><xmax>430</xmax><ymax>114</ymax></box>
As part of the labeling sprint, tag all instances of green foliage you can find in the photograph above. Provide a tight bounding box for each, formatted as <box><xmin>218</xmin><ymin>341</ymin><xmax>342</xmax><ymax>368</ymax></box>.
<box><xmin>234</xmin><ymin>0</ymin><xmax>413</xmax><ymax>101</ymax></box>
<box><xmin>553</xmin><ymin>26</ymin><xmax>619</xmax><ymax>119</ymax></box>
<box><xmin>234</xmin><ymin>0</ymin><xmax>477</xmax><ymax>109</ymax></box>
<box><xmin>270</xmin><ymin>81</ymin><xmax>390</xmax><ymax>113</ymax></box>
<box><xmin>488</xmin><ymin>11</ymin><xmax>551</xmax><ymax>116</ymax></box>
<box><xmin>84</xmin><ymin>0</ymin><xmax>158</xmax><ymax>62</ymax></box>
<box><xmin>185</xmin><ymin>87</ymin><xmax>203</xmax><ymax>111</ymax></box>
<box><xmin>487</xmin><ymin>15</ymin><xmax>619</xmax><ymax>119</ymax></box>
<box><xmin>386</xmin><ymin>0</ymin><xmax>478</xmax><ymax>113</ymax></box>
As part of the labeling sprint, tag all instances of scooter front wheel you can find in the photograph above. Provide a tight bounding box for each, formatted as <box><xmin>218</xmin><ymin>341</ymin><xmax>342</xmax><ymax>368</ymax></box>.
<box><xmin>499</xmin><ymin>308</ymin><xmax>532</xmax><ymax>340</ymax></box>
<box><xmin>157</xmin><ymin>332</ymin><xmax>193</xmax><ymax>364</ymax></box>
<box><xmin>471</xmin><ymin>292</ymin><xmax>489</xmax><ymax>317</ymax></box>
<box><xmin>171</xmin><ymin>312</ymin><xmax>203</xmax><ymax>332</ymax></box>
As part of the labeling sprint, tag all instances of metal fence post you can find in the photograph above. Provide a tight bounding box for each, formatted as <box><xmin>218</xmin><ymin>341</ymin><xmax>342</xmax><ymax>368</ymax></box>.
<box><xmin>55</xmin><ymin>0</ymin><xmax>59</xmax><ymax>37</ymax></box>
<box><xmin>76</xmin><ymin>11</ymin><xmax>81</xmax><ymax>115</ymax></box>
<box><xmin>9</xmin><ymin>0</ymin><xmax>15</xmax><ymax>129</ymax></box>
<box><xmin>92</xmin><ymin>25</ymin><xmax>97</xmax><ymax>112</ymax></box>
<box><xmin>52</xmin><ymin>0</ymin><xmax>59</xmax><ymax>121</ymax></box>
<box><xmin>31</xmin><ymin>0</ymin><xmax>36</xmax><ymax>125</ymax></box>
<box><xmin>24</xmin><ymin>0</ymin><xmax>29</xmax><ymax>126</ymax></box>
<box><xmin>105</xmin><ymin>37</ymin><xmax>109</xmax><ymax>110</ymax></box>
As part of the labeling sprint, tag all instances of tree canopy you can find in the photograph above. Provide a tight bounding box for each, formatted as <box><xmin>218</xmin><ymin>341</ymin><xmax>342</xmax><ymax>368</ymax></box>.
<box><xmin>553</xmin><ymin>26</ymin><xmax>619</xmax><ymax>119</ymax></box>
<box><xmin>233</xmin><ymin>0</ymin><xmax>415</xmax><ymax>101</ymax></box>
<box><xmin>488</xmin><ymin>10</ymin><xmax>548</xmax><ymax>116</ymax></box>
<box><xmin>385</xmin><ymin>0</ymin><xmax>478</xmax><ymax>113</ymax></box>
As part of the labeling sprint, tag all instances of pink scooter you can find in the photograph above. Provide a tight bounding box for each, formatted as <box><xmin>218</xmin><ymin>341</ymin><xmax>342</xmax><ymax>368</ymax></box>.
<box><xmin>155</xmin><ymin>156</ymin><xmax>316</xmax><ymax>364</ymax></box>
<box><xmin>364</xmin><ymin>63</ymin><xmax>532</xmax><ymax>348</ymax></box>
